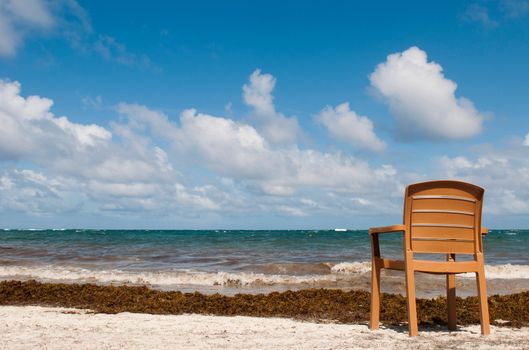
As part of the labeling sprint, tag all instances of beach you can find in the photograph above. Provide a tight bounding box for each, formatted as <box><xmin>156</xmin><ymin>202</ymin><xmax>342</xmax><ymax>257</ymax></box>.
<box><xmin>1</xmin><ymin>305</ymin><xmax>528</xmax><ymax>350</ymax></box>
<box><xmin>1</xmin><ymin>230</ymin><xmax>529</xmax><ymax>348</ymax></box>
<box><xmin>3</xmin><ymin>0</ymin><xmax>529</xmax><ymax>348</ymax></box>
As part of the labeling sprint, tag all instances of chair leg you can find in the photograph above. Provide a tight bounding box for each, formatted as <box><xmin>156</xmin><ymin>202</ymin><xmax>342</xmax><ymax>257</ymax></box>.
<box><xmin>476</xmin><ymin>268</ymin><xmax>490</xmax><ymax>335</ymax></box>
<box><xmin>446</xmin><ymin>254</ymin><xmax>457</xmax><ymax>331</ymax></box>
<box><xmin>370</xmin><ymin>261</ymin><xmax>381</xmax><ymax>330</ymax></box>
<box><xmin>447</xmin><ymin>273</ymin><xmax>457</xmax><ymax>330</ymax></box>
<box><xmin>405</xmin><ymin>263</ymin><xmax>418</xmax><ymax>336</ymax></box>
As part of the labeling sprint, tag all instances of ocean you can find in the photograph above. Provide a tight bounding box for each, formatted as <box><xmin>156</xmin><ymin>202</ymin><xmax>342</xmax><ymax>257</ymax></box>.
<box><xmin>1</xmin><ymin>229</ymin><xmax>528</xmax><ymax>297</ymax></box>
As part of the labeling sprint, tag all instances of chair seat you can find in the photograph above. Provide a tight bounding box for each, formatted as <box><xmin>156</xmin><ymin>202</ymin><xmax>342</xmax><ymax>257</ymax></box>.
<box><xmin>374</xmin><ymin>257</ymin><xmax>481</xmax><ymax>274</ymax></box>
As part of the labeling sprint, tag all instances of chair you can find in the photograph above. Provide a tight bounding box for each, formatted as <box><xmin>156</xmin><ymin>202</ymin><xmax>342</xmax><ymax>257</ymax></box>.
<box><xmin>368</xmin><ymin>180</ymin><xmax>490</xmax><ymax>336</ymax></box>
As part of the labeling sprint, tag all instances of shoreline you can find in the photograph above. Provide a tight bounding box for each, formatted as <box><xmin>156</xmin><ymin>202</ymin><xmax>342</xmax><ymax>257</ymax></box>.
<box><xmin>2</xmin><ymin>263</ymin><xmax>529</xmax><ymax>297</ymax></box>
<box><xmin>1</xmin><ymin>280</ymin><xmax>528</xmax><ymax>327</ymax></box>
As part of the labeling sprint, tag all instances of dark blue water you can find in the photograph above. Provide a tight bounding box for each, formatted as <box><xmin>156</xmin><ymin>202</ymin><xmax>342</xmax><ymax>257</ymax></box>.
<box><xmin>1</xmin><ymin>229</ymin><xmax>527</xmax><ymax>266</ymax></box>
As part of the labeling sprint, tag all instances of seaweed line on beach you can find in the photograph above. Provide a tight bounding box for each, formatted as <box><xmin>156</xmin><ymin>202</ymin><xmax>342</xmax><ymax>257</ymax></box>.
<box><xmin>0</xmin><ymin>280</ymin><xmax>528</xmax><ymax>327</ymax></box>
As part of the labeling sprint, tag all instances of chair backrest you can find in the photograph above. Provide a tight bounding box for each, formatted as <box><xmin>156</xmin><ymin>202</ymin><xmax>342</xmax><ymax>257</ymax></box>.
<box><xmin>403</xmin><ymin>180</ymin><xmax>484</xmax><ymax>255</ymax></box>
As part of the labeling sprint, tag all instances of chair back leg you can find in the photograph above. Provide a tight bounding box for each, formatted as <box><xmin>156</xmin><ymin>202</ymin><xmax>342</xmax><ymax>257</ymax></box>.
<box><xmin>447</xmin><ymin>254</ymin><xmax>457</xmax><ymax>330</ymax></box>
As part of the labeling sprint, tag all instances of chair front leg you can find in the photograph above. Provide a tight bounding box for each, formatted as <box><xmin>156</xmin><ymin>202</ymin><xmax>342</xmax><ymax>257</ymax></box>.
<box><xmin>405</xmin><ymin>251</ymin><xmax>418</xmax><ymax>336</ymax></box>
<box><xmin>476</xmin><ymin>254</ymin><xmax>490</xmax><ymax>335</ymax></box>
<box><xmin>369</xmin><ymin>234</ymin><xmax>381</xmax><ymax>330</ymax></box>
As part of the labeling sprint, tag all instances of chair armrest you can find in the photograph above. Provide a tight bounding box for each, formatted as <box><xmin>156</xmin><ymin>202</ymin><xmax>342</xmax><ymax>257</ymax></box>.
<box><xmin>481</xmin><ymin>227</ymin><xmax>488</xmax><ymax>235</ymax></box>
<box><xmin>369</xmin><ymin>224</ymin><xmax>406</xmax><ymax>235</ymax></box>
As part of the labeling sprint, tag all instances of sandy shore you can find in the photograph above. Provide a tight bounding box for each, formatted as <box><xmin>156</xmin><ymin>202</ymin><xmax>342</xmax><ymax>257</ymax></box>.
<box><xmin>1</xmin><ymin>306</ymin><xmax>528</xmax><ymax>350</ymax></box>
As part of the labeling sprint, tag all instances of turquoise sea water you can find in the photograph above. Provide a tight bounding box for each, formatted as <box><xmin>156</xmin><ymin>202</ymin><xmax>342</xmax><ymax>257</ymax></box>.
<box><xmin>1</xmin><ymin>229</ymin><xmax>528</xmax><ymax>296</ymax></box>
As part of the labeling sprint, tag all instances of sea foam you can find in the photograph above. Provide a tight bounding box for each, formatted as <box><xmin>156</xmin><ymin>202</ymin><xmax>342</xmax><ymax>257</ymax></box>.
<box><xmin>0</xmin><ymin>261</ymin><xmax>528</xmax><ymax>290</ymax></box>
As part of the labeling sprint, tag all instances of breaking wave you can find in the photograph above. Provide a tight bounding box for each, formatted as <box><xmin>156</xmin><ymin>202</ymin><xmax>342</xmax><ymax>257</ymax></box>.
<box><xmin>0</xmin><ymin>261</ymin><xmax>527</xmax><ymax>290</ymax></box>
<box><xmin>463</xmin><ymin>263</ymin><xmax>529</xmax><ymax>279</ymax></box>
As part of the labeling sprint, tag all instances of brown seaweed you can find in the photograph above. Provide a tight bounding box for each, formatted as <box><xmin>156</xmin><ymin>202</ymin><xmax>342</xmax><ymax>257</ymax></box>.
<box><xmin>0</xmin><ymin>280</ymin><xmax>527</xmax><ymax>327</ymax></box>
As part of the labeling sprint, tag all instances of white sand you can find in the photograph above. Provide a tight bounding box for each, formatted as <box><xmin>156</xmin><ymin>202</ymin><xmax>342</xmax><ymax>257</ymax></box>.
<box><xmin>1</xmin><ymin>306</ymin><xmax>528</xmax><ymax>350</ymax></box>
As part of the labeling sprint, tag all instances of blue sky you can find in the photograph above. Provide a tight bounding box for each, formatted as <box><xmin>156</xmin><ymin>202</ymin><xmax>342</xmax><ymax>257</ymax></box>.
<box><xmin>1</xmin><ymin>0</ymin><xmax>529</xmax><ymax>229</ymax></box>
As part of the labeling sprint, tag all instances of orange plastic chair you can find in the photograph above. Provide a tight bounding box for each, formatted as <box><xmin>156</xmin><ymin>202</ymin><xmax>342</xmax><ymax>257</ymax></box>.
<box><xmin>368</xmin><ymin>180</ymin><xmax>490</xmax><ymax>336</ymax></box>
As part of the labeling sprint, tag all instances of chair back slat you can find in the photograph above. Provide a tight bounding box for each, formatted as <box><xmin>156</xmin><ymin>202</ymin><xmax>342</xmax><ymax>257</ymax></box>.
<box><xmin>411</xmin><ymin>225</ymin><xmax>474</xmax><ymax>240</ymax></box>
<box><xmin>411</xmin><ymin>239</ymin><xmax>475</xmax><ymax>254</ymax></box>
<box><xmin>412</xmin><ymin>211</ymin><xmax>475</xmax><ymax>225</ymax></box>
<box><xmin>411</xmin><ymin>198</ymin><xmax>475</xmax><ymax>212</ymax></box>
<box><xmin>404</xmin><ymin>181</ymin><xmax>484</xmax><ymax>255</ymax></box>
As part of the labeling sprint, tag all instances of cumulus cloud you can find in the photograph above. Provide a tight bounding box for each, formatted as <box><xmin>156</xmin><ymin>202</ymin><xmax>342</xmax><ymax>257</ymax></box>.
<box><xmin>0</xmin><ymin>79</ymin><xmax>111</xmax><ymax>161</ymax></box>
<box><xmin>278</xmin><ymin>205</ymin><xmax>307</xmax><ymax>217</ymax></box>
<box><xmin>119</xmin><ymin>104</ymin><xmax>401</xmax><ymax>200</ymax></box>
<box><xmin>0</xmin><ymin>169</ymin><xmax>80</xmax><ymax>214</ymax></box>
<box><xmin>111</xmin><ymin>66</ymin><xmax>414</xmax><ymax>219</ymax></box>
<box><xmin>174</xmin><ymin>183</ymin><xmax>221</xmax><ymax>211</ymax></box>
<box><xmin>0</xmin><ymin>79</ymin><xmax>232</xmax><ymax>215</ymax></box>
<box><xmin>317</xmin><ymin>102</ymin><xmax>385</xmax><ymax>152</ymax></box>
<box><xmin>243</xmin><ymin>69</ymin><xmax>302</xmax><ymax>144</ymax></box>
<box><xmin>175</xmin><ymin>108</ymin><xmax>280</xmax><ymax>180</ymax></box>
<box><xmin>0</xmin><ymin>0</ymin><xmax>55</xmax><ymax>56</ymax></box>
<box><xmin>115</xmin><ymin>102</ymin><xmax>179</xmax><ymax>140</ymax></box>
<box><xmin>0</xmin><ymin>73</ymin><xmax>408</xmax><ymax>223</ymax></box>
<box><xmin>524</xmin><ymin>133</ymin><xmax>529</xmax><ymax>146</ymax></box>
<box><xmin>370</xmin><ymin>46</ymin><xmax>485</xmax><ymax>141</ymax></box>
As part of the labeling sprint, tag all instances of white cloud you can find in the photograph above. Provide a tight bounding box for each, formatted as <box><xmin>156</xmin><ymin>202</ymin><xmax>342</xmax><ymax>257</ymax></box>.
<box><xmin>278</xmin><ymin>205</ymin><xmax>307</xmax><ymax>217</ymax></box>
<box><xmin>317</xmin><ymin>102</ymin><xmax>385</xmax><ymax>152</ymax></box>
<box><xmin>87</xmin><ymin>181</ymin><xmax>160</xmax><ymax>198</ymax></box>
<box><xmin>0</xmin><ymin>0</ymin><xmax>158</xmax><ymax>71</ymax></box>
<box><xmin>439</xmin><ymin>145</ymin><xmax>529</xmax><ymax>215</ymax></box>
<box><xmin>0</xmin><ymin>79</ymin><xmax>231</xmax><ymax>215</ymax></box>
<box><xmin>0</xmin><ymin>74</ymin><xmax>409</xmax><ymax>224</ymax></box>
<box><xmin>243</xmin><ymin>69</ymin><xmax>301</xmax><ymax>144</ymax></box>
<box><xmin>4</xmin><ymin>61</ymin><xmax>529</xmax><ymax>226</ymax></box>
<box><xmin>5</xmin><ymin>0</ymin><xmax>54</xmax><ymax>27</ymax></box>
<box><xmin>175</xmin><ymin>108</ymin><xmax>283</xmax><ymax>180</ymax></box>
<box><xmin>53</xmin><ymin>116</ymin><xmax>112</xmax><ymax>147</ymax></box>
<box><xmin>116</xmin><ymin>102</ymin><xmax>179</xmax><ymax>140</ymax></box>
<box><xmin>118</xmin><ymin>104</ymin><xmax>401</xmax><ymax>200</ymax></box>
<box><xmin>0</xmin><ymin>0</ymin><xmax>55</xmax><ymax>57</ymax></box>
<box><xmin>243</xmin><ymin>69</ymin><xmax>276</xmax><ymax>115</ymax></box>
<box><xmin>370</xmin><ymin>46</ymin><xmax>485</xmax><ymax>141</ymax></box>
<box><xmin>174</xmin><ymin>183</ymin><xmax>220</xmax><ymax>211</ymax></box>
<box><xmin>117</xmin><ymin>79</ymin><xmax>403</xmax><ymax>204</ymax></box>
<box><xmin>0</xmin><ymin>79</ymin><xmax>111</xmax><ymax>161</ymax></box>
<box><xmin>0</xmin><ymin>169</ymin><xmax>80</xmax><ymax>214</ymax></box>
<box><xmin>260</xmin><ymin>183</ymin><xmax>295</xmax><ymax>196</ymax></box>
